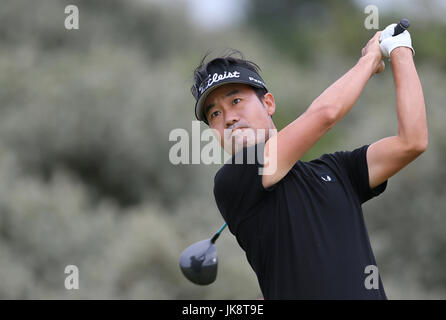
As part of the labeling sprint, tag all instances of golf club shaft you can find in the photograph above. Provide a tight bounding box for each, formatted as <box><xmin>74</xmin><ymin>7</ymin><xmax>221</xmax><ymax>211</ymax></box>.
<box><xmin>210</xmin><ymin>223</ymin><xmax>227</xmax><ymax>243</ymax></box>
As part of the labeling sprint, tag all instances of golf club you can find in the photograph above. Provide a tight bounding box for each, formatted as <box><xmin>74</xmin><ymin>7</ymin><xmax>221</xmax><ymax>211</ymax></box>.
<box><xmin>179</xmin><ymin>223</ymin><xmax>227</xmax><ymax>285</ymax></box>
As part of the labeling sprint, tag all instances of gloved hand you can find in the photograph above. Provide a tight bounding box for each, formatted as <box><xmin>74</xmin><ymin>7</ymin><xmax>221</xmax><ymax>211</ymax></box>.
<box><xmin>379</xmin><ymin>23</ymin><xmax>415</xmax><ymax>58</ymax></box>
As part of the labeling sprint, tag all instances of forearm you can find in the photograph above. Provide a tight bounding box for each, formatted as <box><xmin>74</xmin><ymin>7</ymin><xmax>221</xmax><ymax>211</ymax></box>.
<box><xmin>391</xmin><ymin>47</ymin><xmax>428</xmax><ymax>149</ymax></box>
<box><xmin>309</xmin><ymin>54</ymin><xmax>377</xmax><ymax>122</ymax></box>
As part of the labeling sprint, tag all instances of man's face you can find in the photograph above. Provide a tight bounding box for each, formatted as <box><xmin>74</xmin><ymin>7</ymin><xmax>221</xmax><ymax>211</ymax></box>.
<box><xmin>203</xmin><ymin>83</ymin><xmax>276</xmax><ymax>155</ymax></box>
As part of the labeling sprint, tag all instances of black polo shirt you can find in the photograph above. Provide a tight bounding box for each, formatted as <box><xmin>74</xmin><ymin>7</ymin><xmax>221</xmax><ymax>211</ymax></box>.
<box><xmin>213</xmin><ymin>142</ymin><xmax>388</xmax><ymax>299</ymax></box>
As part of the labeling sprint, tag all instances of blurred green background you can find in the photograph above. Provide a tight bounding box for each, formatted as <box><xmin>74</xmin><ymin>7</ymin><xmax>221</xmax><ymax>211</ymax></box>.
<box><xmin>0</xmin><ymin>0</ymin><xmax>445</xmax><ymax>299</ymax></box>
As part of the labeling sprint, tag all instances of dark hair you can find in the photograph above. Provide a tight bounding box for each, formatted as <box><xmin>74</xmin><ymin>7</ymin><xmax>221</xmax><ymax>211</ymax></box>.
<box><xmin>191</xmin><ymin>49</ymin><xmax>268</xmax><ymax>123</ymax></box>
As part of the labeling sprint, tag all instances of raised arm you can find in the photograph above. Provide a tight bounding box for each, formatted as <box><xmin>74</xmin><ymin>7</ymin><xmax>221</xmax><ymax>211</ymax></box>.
<box><xmin>263</xmin><ymin>33</ymin><xmax>384</xmax><ymax>188</ymax></box>
<box><xmin>366</xmin><ymin>46</ymin><xmax>428</xmax><ymax>189</ymax></box>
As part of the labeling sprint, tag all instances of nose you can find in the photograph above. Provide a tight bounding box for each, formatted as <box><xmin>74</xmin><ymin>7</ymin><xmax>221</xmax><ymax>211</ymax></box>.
<box><xmin>224</xmin><ymin>109</ymin><xmax>240</xmax><ymax>128</ymax></box>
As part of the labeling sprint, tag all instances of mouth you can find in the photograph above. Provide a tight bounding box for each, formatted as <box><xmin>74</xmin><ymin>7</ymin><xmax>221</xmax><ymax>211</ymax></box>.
<box><xmin>223</xmin><ymin>125</ymin><xmax>250</xmax><ymax>140</ymax></box>
<box><xmin>231</xmin><ymin>126</ymin><xmax>249</xmax><ymax>135</ymax></box>
<box><xmin>232</xmin><ymin>127</ymin><xmax>245</xmax><ymax>134</ymax></box>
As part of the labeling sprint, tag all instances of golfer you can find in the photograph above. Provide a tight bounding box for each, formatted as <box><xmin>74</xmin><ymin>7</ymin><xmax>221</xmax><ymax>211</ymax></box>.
<box><xmin>190</xmin><ymin>25</ymin><xmax>427</xmax><ymax>299</ymax></box>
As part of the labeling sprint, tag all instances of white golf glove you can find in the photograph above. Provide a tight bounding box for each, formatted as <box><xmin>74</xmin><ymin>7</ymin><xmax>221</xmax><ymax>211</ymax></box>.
<box><xmin>379</xmin><ymin>23</ymin><xmax>415</xmax><ymax>58</ymax></box>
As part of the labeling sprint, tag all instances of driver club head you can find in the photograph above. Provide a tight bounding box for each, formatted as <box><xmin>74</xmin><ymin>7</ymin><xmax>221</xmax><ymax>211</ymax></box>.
<box><xmin>179</xmin><ymin>238</ymin><xmax>218</xmax><ymax>285</ymax></box>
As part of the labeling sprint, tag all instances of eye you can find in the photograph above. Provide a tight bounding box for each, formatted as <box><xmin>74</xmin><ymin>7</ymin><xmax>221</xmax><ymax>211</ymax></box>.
<box><xmin>210</xmin><ymin>110</ymin><xmax>220</xmax><ymax>119</ymax></box>
<box><xmin>233</xmin><ymin>98</ymin><xmax>241</xmax><ymax>104</ymax></box>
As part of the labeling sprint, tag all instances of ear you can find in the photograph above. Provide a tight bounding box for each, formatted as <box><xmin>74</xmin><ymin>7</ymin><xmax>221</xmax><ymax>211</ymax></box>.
<box><xmin>262</xmin><ymin>92</ymin><xmax>276</xmax><ymax>117</ymax></box>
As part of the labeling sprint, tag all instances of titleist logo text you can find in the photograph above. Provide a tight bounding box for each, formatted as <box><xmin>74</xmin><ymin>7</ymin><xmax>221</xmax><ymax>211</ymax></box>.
<box><xmin>199</xmin><ymin>71</ymin><xmax>241</xmax><ymax>94</ymax></box>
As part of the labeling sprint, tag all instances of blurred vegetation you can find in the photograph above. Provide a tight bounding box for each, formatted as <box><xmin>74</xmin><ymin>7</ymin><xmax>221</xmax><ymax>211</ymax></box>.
<box><xmin>0</xmin><ymin>0</ymin><xmax>445</xmax><ymax>299</ymax></box>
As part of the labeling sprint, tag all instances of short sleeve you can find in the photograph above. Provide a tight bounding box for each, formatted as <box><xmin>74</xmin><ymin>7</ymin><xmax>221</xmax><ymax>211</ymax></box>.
<box><xmin>213</xmin><ymin>142</ymin><xmax>275</xmax><ymax>234</ymax></box>
<box><xmin>331</xmin><ymin>144</ymin><xmax>388</xmax><ymax>204</ymax></box>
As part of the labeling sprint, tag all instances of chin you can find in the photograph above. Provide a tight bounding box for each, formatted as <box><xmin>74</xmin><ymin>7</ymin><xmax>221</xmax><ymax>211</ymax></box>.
<box><xmin>223</xmin><ymin>128</ymin><xmax>268</xmax><ymax>155</ymax></box>
<box><xmin>231</xmin><ymin>137</ymin><xmax>257</xmax><ymax>155</ymax></box>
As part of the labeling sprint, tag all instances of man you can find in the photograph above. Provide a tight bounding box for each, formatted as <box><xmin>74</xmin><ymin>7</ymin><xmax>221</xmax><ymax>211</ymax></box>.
<box><xmin>190</xmin><ymin>25</ymin><xmax>427</xmax><ymax>299</ymax></box>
